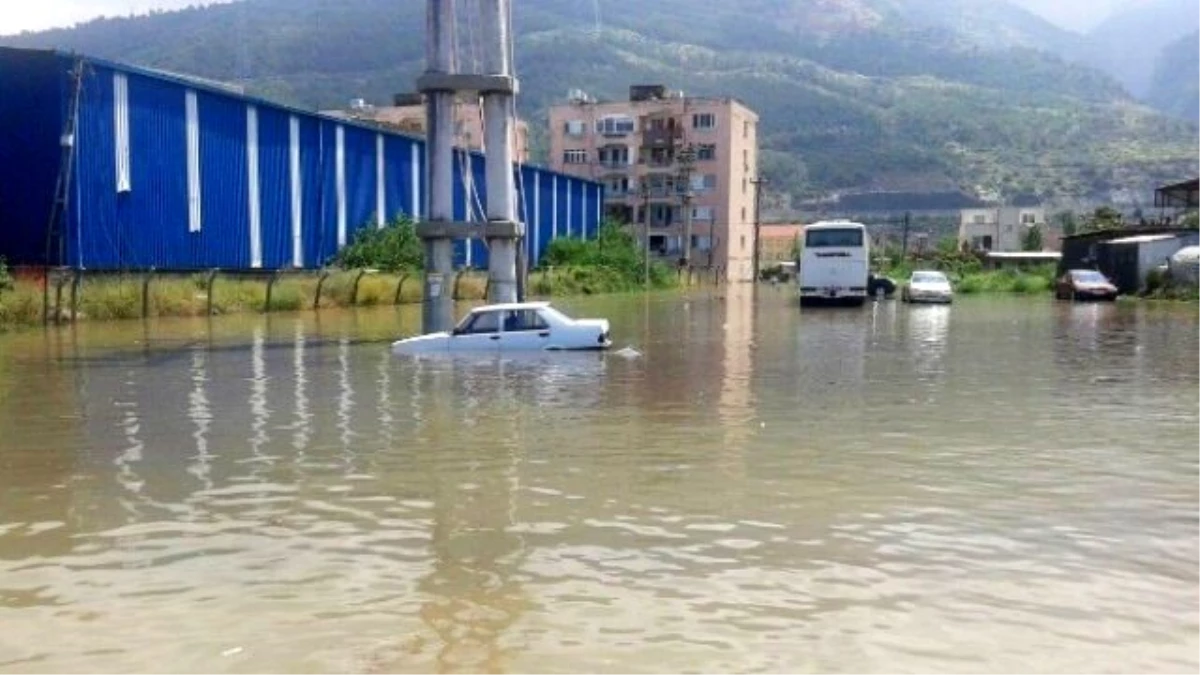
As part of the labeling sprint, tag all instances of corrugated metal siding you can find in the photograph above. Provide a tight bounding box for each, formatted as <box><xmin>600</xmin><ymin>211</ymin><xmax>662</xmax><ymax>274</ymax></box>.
<box><xmin>0</xmin><ymin>49</ymin><xmax>65</xmax><ymax>265</ymax></box>
<box><xmin>0</xmin><ymin>49</ymin><xmax>603</xmax><ymax>271</ymax></box>
<box><xmin>256</xmin><ymin>106</ymin><xmax>292</xmax><ymax>270</ymax></box>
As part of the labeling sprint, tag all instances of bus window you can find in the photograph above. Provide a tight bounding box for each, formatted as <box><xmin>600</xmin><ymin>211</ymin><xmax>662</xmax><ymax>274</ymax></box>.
<box><xmin>806</xmin><ymin>228</ymin><xmax>864</xmax><ymax>248</ymax></box>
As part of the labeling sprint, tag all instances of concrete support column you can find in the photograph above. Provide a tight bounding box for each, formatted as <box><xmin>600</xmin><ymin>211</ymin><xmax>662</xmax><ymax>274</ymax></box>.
<box><xmin>480</xmin><ymin>0</ymin><xmax>519</xmax><ymax>304</ymax></box>
<box><xmin>422</xmin><ymin>0</ymin><xmax>457</xmax><ymax>332</ymax></box>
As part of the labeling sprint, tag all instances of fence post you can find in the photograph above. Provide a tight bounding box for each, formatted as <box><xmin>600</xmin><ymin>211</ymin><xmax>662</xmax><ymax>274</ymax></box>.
<box><xmin>70</xmin><ymin>269</ymin><xmax>82</xmax><ymax>322</ymax></box>
<box><xmin>394</xmin><ymin>273</ymin><xmax>409</xmax><ymax>306</ymax></box>
<box><xmin>205</xmin><ymin>269</ymin><xmax>219</xmax><ymax>316</ymax></box>
<box><xmin>453</xmin><ymin>269</ymin><xmax>467</xmax><ymax>301</ymax></box>
<box><xmin>264</xmin><ymin>271</ymin><xmax>281</xmax><ymax>313</ymax></box>
<box><xmin>141</xmin><ymin>267</ymin><xmax>156</xmax><ymax>319</ymax></box>
<box><xmin>53</xmin><ymin>271</ymin><xmax>69</xmax><ymax>323</ymax></box>
<box><xmin>313</xmin><ymin>269</ymin><xmax>332</xmax><ymax>310</ymax></box>
<box><xmin>350</xmin><ymin>269</ymin><xmax>368</xmax><ymax>306</ymax></box>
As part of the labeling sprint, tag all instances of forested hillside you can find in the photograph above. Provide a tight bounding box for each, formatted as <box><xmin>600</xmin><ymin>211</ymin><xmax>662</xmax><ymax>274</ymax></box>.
<box><xmin>4</xmin><ymin>0</ymin><xmax>1195</xmax><ymax>209</ymax></box>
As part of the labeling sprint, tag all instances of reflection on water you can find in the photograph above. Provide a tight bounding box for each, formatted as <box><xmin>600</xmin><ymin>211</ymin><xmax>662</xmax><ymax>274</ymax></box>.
<box><xmin>0</xmin><ymin>297</ymin><xmax>1196</xmax><ymax>673</ymax></box>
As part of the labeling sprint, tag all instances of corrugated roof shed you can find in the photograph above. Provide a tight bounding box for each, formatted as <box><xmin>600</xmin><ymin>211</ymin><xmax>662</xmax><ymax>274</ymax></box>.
<box><xmin>0</xmin><ymin>47</ymin><xmax>603</xmax><ymax>271</ymax></box>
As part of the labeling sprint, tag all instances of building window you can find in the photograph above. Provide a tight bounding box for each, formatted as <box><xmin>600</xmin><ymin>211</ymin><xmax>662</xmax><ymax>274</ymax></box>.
<box><xmin>692</xmin><ymin>113</ymin><xmax>716</xmax><ymax>130</ymax></box>
<box><xmin>598</xmin><ymin>145</ymin><xmax>630</xmax><ymax>166</ymax></box>
<box><xmin>691</xmin><ymin>206</ymin><xmax>714</xmax><ymax>222</ymax></box>
<box><xmin>1021</xmin><ymin>212</ymin><xmax>1037</xmax><ymax>224</ymax></box>
<box><xmin>742</xmin><ymin>177</ymin><xmax>748</xmax><ymax>194</ymax></box>
<box><xmin>743</xmin><ymin>148</ymin><xmax>749</xmax><ymax>169</ymax></box>
<box><xmin>697</xmin><ymin>144</ymin><xmax>717</xmax><ymax>161</ymax></box>
<box><xmin>973</xmin><ymin>214</ymin><xmax>986</xmax><ymax>224</ymax></box>
<box><xmin>741</xmin><ymin>235</ymin><xmax>747</xmax><ymax>250</ymax></box>
<box><xmin>563</xmin><ymin>149</ymin><xmax>588</xmax><ymax>164</ymax></box>
<box><xmin>741</xmin><ymin>207</ymin><xmax>747</xmax><ymax>221</ymax></box>
<box><xmin>596</xmin><ymin>116</ymin><xmax>635</xmax><ymax>135</ymax></box>
<box><xmin>743</xmin><ymin>120</ymin><xmax>750</xmax><ymax>138</ymax></box>
<box><xmin>564</xmin><ymin>119</ymin><xmax>587</xmax><ymax>136</ymax></box>
<box><xmin>690</xmin><ymin>174</ymin><xmax>717</xmax><ymax>192</ymax></box>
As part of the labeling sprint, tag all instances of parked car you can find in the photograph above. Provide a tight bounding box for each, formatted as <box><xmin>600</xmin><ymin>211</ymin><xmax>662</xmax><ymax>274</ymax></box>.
<box><xmin>1055</xmin><ymin>269</ymin><xmax>1119</xmax><ymax>301</ymax></box>
<box><xmin>901</xmin><ymin>270</ymin><xmax>954</xmax><ymax>304</ymax></box>
<box><xmin>391</xmin><ymin>302</ymin><xmax>612</xmax><ymax>355</ymax></box>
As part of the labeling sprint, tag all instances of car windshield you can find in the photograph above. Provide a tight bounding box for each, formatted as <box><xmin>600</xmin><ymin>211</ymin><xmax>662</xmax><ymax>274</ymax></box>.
<box><xmin>912</xmin><ymin>272</ymin><xmax>947</xmax><ymax>284</ymax></box>
<box><xmin>1071</xmin><ymin>270</ymin><xmax>1107</xmax><ymax>283</ymax></box>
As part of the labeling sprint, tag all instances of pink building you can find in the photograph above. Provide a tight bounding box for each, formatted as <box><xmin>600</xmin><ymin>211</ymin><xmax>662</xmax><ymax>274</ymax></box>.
<box><xmin>548</xmin><ymin>85</ymin><xmax>760</xmax><ymax>281</ymax></box>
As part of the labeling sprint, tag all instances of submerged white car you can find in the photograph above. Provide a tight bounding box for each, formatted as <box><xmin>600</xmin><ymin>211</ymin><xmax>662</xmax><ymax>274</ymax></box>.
<box><xmin>391</xmin><ymin>302</ymin><xmax>612</xmax><ymax>355</ymax></box>
<box><xmin>901</xmin><ymin>270</ymin><xmax>954</xmax><ymax>304</ymax></box>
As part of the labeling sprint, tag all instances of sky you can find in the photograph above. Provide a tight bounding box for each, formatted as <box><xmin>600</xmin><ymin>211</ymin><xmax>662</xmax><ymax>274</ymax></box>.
<box><xmin>0</xmin><ymin>1</ymin><xmax>233</xmax><ymax>35</ymax></box>
<box><xmin>0</xmin><ymin>0</ymin><xmax>1138</xmax><ymax>37</ymax></box>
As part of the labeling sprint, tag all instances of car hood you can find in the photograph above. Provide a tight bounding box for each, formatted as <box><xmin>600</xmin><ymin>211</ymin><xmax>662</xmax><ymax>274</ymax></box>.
<box><xmin>392</xmin><ymin>331</ymin><xmax>450</xmax><ymax>348</ymax></box>
<box><xmin>1075</xmin><ymin>282</ymin><xmax>1116</xmax><ymax>291</ymax></box>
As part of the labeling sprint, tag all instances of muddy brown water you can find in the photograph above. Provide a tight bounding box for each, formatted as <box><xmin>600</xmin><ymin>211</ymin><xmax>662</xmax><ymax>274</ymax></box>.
<box><xmin>0</xmin><ymin>289</ymin><xmax>1196</xmax><ymax>672</ymax></box>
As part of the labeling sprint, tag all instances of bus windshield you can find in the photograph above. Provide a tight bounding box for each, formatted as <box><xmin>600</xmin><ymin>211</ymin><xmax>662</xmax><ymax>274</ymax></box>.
<box><xmin>806</xmin><ymin>228</ymin><xmax>863</xmax><ymax>248</ymax></box>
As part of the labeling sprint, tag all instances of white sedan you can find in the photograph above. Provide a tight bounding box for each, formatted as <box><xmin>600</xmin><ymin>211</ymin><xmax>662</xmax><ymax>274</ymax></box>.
<box><xmin>901</xmin><ymin>270</ymin><xmax>954</xmax><ymax>304</ymax></box>
<box><xmin>392</xmin><ymin>302</ymin><xmax>612</xmax><ymax>355</ymax></box>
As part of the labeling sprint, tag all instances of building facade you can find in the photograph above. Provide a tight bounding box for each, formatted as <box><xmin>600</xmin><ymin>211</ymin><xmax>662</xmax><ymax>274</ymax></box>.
<box><xmin>548</xmin><ymin>85</ymin><xmax>760</xmax><ymax>281</ymax></box>
<box><xmin>958</xmin><ymin>206</ymin><xmax>1047</xmax><ymax>252</ymax></box>
<box><xmin>324</xmin><ymin>94</ymin><xmax>531</xmax><ymax>164</ymax></box>
<box><xmin>0</xmin><ymin>48</ymin><xmax>599</xmax><ymax>271</ymax></box>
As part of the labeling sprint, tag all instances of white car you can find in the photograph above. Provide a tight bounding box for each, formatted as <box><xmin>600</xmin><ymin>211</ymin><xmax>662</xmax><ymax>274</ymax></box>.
<box><xmin>391</xmin><ymin>302</ymin><xmax>612</xmax><ymax>355</ymax></box>
<box><xmin>901</xmin><ymin>270</ymin><xmax>954</xmax><ymax>304</ymax></box>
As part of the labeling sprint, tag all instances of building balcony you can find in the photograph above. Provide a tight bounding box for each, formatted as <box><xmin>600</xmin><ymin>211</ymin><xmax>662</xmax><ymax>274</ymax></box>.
<box><xmin>641</xmin><ymin>126</ymin><xmax>683</xmax><ymax>148</ymax></box>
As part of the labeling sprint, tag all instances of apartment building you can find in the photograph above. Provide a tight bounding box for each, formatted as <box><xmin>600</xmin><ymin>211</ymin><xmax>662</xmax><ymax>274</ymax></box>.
<box><xmin>323</xmin><ymin>94</ymin><xmax>530</xmax><ymax>163</ymax></box>
<box><xmin>548</xmin><ymin>85</ymin><xmax>760</xmax><ymax>282</ymax></box>
<box><xmin>959</xmin><ymin>206</ymin><xmax>1047</xmax><ymax>252</ymax></box>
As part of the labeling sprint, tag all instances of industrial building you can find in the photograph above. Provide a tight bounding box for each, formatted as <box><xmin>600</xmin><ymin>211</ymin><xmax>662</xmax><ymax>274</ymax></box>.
<box><xmin>547</xmin><ymin>85</ymin><xmax>759</xmax><ymax>282</ymax></box>
<box><xmin>0</xmin><ymin>47</ymin><xmax>602</xmax><ymax>272</ymax></box>
<box><xmin>322</xmin><ymin>93</ymin><xmax>531</xmax><ymax>164</ymax></box>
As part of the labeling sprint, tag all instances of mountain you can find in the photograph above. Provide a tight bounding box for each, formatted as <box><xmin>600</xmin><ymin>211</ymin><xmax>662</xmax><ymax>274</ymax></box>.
<box><xmin>1079</xmin><ymin>0</ymin><xmax>1199</xmax><ymax>98</ymax></box>
<box><xmin>1145</xmin><ymin>31</ymin><xmax>1200</xmax><ymax>124</ymax></box>
<box><xmin>2</xmin><ymin>0</ymin><xmax>1196</xmax><ymax>212</ymax></box>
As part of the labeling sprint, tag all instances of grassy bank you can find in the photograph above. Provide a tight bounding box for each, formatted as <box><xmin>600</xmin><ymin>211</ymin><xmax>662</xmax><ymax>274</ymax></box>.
<box><xmin>877</xmin><ymin>246</ymin><xmax>1056</xmax><ymax>296</ymax></box>
<box><xmin>0</xmin><ymin>265</ymin><xmax>681</xmax><ymax>331</ymax></box>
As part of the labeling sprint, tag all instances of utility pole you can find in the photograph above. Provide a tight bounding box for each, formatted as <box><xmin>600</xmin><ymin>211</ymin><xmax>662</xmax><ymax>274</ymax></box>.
<box><xmin>676</xmin><ymin>142</ymin><xmax>696</xmax><ymax>271</ymax></box>
<box><xmin>416</xmin><ymin>0</ymin><xmax>522</xmax><ymax>332</ymax></box>
<box><xmin>640</xmin><ymin>181</ymin><xmax>651</xmax><ymax>288</ymax></box>
<box><xmin>900</xmin><ymin>210</ymin><xmax>911</xmax><ymax>259</ymax></box>
<box><xmin>751</xmin><ymin>176</ymin><xmax>768</xmax><ymax>283</ymax></box>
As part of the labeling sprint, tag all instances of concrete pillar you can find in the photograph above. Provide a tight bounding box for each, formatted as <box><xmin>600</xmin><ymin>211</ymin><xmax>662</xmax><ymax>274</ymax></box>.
<box><xmin>480</xmin><ymin>0</ymin><xmax>519</xmax><ymax>304</ymax></box>
<box><xmin>423</xmin><ymin>0</ymin><xmax>457</xmax><ymax>332</ymax></box>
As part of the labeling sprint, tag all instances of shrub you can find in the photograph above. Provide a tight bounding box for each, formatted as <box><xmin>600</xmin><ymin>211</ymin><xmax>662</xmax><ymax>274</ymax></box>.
<box><xmin>540</xmin><ymin>221</ymin><xmax>677</xmax><ymax>290</ymax></box>
<box><xmin>334</xmin><ymin>214</ymin><xmax>423</xmax><ymax>272</ymax></box>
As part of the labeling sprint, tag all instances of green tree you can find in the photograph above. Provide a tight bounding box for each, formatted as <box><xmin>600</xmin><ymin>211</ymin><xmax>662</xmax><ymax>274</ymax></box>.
<box><xmin>1021</xmin><ymin>225</ymin><xmax>1043</xmax><ymax>251</ymax></box>
<box><xmin>1053</xmin><ymin>211</ymin><xmax>1078</xmax><ymax>237</ymax></box>
<box><xmin>1083</xmin><ymin>206</ymin><xmax>1123</xmax><ymax>233</ymax></box>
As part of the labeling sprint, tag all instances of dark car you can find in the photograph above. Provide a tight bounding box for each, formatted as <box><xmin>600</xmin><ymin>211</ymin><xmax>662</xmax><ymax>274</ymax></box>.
<box><xmin>1055</xmin><ymin>269</ymin><xmax>1119</xmax><ymax>301</ymax></box>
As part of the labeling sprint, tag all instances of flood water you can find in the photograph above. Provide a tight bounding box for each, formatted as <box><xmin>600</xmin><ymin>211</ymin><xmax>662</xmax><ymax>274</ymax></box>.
<box><xmin>0</xmin><ymin>289</ymin><xmax>1196</xmax><ymax>673</ymax></box>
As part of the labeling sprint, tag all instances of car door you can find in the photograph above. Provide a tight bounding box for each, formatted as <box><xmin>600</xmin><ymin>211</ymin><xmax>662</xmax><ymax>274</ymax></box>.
<box><xmin>498</xmin><ymin>309</ymin><xmax>552</xmax><ymax>350</ymax></box>
<box><xmin>447</xmin><ymin>310</ymin><xmax>502</xmax><ymax>352</ymax></box>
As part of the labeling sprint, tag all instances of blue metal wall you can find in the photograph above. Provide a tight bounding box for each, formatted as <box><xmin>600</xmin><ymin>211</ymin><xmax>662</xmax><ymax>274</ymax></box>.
<box><xmin>0</xmin><ymin>48</ymin><xmax>603</xmax><ymax>271</ymax></box>
<box><xmin>0</xmin><ymin>49</ymin><xmax>66</xmax><ymax>265</ymax></box>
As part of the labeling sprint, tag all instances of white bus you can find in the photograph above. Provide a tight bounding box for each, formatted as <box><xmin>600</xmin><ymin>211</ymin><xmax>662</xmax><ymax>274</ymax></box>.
<box><xmin>797</xmin><ymin>221</ymin><xmax>870</xmax><ymax>306</ymax></box>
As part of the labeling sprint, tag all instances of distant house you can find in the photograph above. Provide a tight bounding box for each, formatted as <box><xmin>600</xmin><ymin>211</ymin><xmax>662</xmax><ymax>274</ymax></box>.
<box><xmin>1154</xmin><ymin>178</ymin><xmax>1198</xmax><ymax>220</ymax></box>
<box><xmin>958</xmin><ymin>206</ymin><xmax>1047</xmax><ymax>252</ymax></box>
<box><xmin>758</xmin><ymin>224</ymin><xmax>802</xmax><ymax>263</ymax></box>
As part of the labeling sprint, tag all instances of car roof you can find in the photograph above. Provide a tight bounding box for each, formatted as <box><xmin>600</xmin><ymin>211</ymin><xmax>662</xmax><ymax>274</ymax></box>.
<box><xmin>468</xmin><ymin>301</ymin><xmax>552</xmax><ymax>313</ymax></box>
<box><xmin>912</xmin><ymin>269</ymin><xmax>946</xmax><ymax>275</ymax></box>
